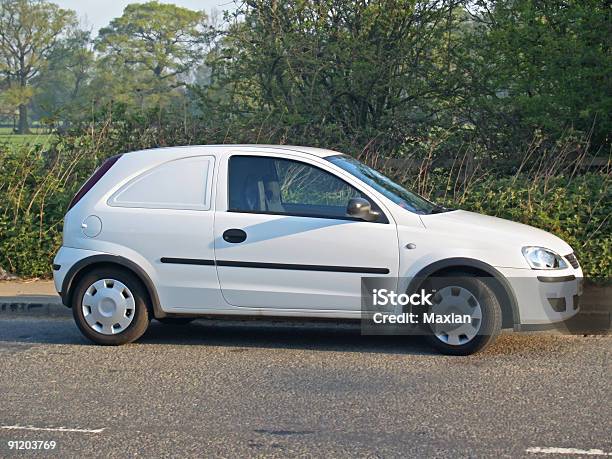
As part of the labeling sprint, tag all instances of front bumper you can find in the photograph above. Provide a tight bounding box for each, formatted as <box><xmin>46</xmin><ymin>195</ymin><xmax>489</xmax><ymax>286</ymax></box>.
<box><xmin>496</xmin><ymin>266</ymin><xmax>583</xmax><ymax>329</ymax></box>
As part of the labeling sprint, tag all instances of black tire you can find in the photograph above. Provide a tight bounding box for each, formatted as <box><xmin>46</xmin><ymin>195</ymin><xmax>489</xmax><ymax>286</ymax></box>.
<box><xmin>422</xmin><ymin>273</ymin><xmax>502</xmax><ymax>355</ymax></box>
<box><xmin>157</xmin><ymin>318</ymin><xmax>195</xmax><ymax>325</ymax></box>
<box><xmin>72</xmin><ymin>267</ymin><xmax>151</xmax><ymax>345</ymax></box>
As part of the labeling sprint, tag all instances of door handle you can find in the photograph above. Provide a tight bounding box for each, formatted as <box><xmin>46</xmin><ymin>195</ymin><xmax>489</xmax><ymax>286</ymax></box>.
<box><xmin>223</xmin><ymin>228</ymin><xmax>247</xmax><ymax>243</ymax></box>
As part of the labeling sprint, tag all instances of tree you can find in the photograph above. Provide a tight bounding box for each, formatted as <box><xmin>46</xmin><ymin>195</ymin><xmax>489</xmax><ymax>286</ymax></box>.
<box><xmin>198</xmin><ymin>0</ymin><xmax>467</xmax><ymax>153</ymax></box>
<box><xmin>0</xmin><ymin>0</ymin><xmax>76</xmax><ymax>133</ymax></box>
<box><xmin>95</xmin><ymin>1</ymin><xmax>210</xmax><ymax>108</ymax></box>
<box><xmin>0</xmin><ymin>84</ymin><xmax>31</xmax><ymax>127</ymax></box>
<box><xmin>461</xmin><ymin>0</ymin><xmax>612</xmax><ymax>151</ymax></box>
<box><xmin>31</xmin><ymin>29</ymin><xmax>94</xmax><ymax>128</ymax></box>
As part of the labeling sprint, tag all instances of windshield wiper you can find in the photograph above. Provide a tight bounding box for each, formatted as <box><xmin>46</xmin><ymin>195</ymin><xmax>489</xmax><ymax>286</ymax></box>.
<box><xmin>429</xmin><ymin>204</ymin><xmax>452</xmax><ymax>214</ymax></box>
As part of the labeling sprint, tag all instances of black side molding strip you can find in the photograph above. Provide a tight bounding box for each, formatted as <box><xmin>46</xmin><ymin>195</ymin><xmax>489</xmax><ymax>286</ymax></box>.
<box><xmin>161</xmin><ymin>257</ymin><xmax>215</xmax><ymax>266</ymax></box>
<box><xmin>537</xmin><ymin>275</ymin><xmax>576</xmax><ymax>283</ymax></box>
<box><xmin>160</xmin><ymin>257</ymin><xmax>389</xmax><ymax>274</ymax></box>
<box><xmin>216</xmin><ymin>260</ymin><xmax>389</xmax><ymax>274</ymax></box>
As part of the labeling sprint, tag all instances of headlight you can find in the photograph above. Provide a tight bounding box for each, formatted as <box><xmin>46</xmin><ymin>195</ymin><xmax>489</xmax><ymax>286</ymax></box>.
<box><xmin>522</xmin><ymin>246</ymin><xmax>568</xmax><ymax>270</ymax></box>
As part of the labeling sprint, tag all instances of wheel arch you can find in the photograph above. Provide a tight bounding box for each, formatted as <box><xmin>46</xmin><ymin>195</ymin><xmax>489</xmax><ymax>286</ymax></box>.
<box><xmin>61</xmin><ymin>254</ymin><xmax>166</xmax><ymax>319</ymax></box>
<box><xmin>407</xmin><ymin>257</ymin><xmax>520</xmax><ymax>329</ymax></box>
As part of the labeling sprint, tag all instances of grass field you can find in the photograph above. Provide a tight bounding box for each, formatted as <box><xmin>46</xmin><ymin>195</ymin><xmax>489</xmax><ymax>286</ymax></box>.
<box><xmin>0</xmin><ymin>127</ymin><xmax>55</xmax><ymax>148</ymax></box>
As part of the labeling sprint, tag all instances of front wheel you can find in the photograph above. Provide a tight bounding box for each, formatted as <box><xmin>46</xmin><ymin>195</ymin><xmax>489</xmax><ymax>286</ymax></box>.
<box><xmin>422</xmin><ymin>275</ymin><xmax>502</xmax><ymax>355</ymax></box>
<box><xmin>72</xmin><ymin>268</ymin><xmax>151</xmax><ymax>345</ymax></box>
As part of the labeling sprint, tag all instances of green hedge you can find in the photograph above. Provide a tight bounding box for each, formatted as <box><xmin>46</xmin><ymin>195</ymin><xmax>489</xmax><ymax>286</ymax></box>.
<box><xmin>0</xmin><ymin>141</ymin><xmax>609</xmax><ymax>280</ymax></box>
<box><xmin>0</xmin><ymin>139</ymin><xmax>99</xmax><ymax>277</ymax></box>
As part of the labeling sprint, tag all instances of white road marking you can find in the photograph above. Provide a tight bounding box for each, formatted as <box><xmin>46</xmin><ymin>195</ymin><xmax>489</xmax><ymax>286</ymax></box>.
<box><xmin>527</xmin><ymin>447</ymin><xmax>612</xmax><ymax>456</ymax></box>
<box><xmin>1</xmin><ymin>424</ymin><xmax>104</xmax><ymax>434</ymax></box>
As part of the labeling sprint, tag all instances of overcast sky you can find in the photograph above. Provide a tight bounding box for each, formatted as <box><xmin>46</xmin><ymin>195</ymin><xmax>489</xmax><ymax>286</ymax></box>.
<box><xmin>55</xmin><ymin>0</ymin><xmax>238</xmax><ymax>35</ymax></box>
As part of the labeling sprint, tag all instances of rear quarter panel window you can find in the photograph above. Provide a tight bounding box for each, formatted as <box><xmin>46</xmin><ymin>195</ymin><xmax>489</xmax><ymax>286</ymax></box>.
<box><xmin>109</xmin><ymin>156</ymin><xmax>214</xmax><ymax>210</ymax></box>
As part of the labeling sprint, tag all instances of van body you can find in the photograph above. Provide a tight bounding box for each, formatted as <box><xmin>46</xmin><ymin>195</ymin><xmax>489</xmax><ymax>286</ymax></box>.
<box><xmin>53</xmin><ymin>145</ymin><xmax>583</xmax><ymax>354</ymax></box>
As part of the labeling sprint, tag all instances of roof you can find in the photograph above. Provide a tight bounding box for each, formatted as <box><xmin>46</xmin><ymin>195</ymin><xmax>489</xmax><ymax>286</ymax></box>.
<box><xmin>124</xmin><ymin>144</ymin><xmax>344</xmax><ymax>160</ymax></box>
<box><xmin>236</xmin><ymin>145</ymin><xmax>342</xmax><ymax>158</ymax></box>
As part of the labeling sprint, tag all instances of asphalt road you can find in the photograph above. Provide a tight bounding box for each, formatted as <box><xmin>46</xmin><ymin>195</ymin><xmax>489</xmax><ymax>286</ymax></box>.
<box><xmin>0</xmin><ymin>317</ymin><xmax>610</xmax><ymax>458</ymax></box>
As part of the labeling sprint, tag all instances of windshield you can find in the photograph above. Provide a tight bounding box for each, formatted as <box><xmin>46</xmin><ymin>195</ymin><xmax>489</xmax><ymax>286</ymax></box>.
<box><xmin>326</xmin><ymin>155</ymin><xmax>441</xmax><ymax>215</ymax></box>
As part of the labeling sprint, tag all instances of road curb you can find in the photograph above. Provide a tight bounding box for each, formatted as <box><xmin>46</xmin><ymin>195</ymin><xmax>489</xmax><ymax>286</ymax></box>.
<box><xmin>0</xmin><ymin>301</ymin><xmax>70</xmax><ymax>318</ymax></box>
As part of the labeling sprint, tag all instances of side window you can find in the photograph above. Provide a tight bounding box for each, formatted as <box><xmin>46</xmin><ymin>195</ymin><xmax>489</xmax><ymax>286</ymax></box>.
<box><xmin>228</xmin><ymin>155</ymin><xmax>371</xmax><ymax>220</ymax></box>
<box><xmin>109</xmin><ymin>156</ymin><xmax>213</xmax><ymax>210</ymax></box>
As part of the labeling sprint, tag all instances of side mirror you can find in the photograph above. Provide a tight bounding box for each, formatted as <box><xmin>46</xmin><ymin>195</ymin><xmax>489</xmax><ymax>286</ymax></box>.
<box><xmin>346</xmin><ymin>197</ymin><xmax>380</xmax><ymax>222</ymax></box>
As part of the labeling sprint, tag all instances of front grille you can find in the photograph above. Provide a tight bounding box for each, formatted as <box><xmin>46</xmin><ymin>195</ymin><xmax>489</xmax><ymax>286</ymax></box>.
<box><xmin>565</xmin><ymin>253</ymin><xmax>579</xmax><ymax>269</ymax></box>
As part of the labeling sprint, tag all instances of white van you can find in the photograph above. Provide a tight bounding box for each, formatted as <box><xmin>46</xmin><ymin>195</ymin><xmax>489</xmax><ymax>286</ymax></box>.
<box><xmin>53</xmin><ymin>145</ymin><xmax>582</xmax><ymax>354</ymax></box>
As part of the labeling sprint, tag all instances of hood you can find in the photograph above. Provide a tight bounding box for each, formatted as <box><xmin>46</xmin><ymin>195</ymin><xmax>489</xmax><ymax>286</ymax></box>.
<box><xmin>419</xmin><ymin>210</ymin><xmax>573</xmax><ymax>256</ymax></box>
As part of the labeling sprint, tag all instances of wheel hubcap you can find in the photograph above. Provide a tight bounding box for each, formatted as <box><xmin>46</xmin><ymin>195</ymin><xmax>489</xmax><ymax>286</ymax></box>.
<box><xmin>81</xmin><ymin>279</ymin><xmax>135</xmax><ymax>335</ymax></box>
<box><xmin>429</xmin><ymin>286</ymin><xmax>482</xmax><ymax>346</ymax></box>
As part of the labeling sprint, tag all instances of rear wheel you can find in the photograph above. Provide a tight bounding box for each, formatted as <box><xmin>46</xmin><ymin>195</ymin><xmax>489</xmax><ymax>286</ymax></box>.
<box><xmin>422</xmin><ymin>274</ymin><xmax>502</xmax><ymax>355</ymax></box>
<box><xmin>72</xmin><ymin>268</ymin><xmax>150</xmax><ymax>345</ymax></box>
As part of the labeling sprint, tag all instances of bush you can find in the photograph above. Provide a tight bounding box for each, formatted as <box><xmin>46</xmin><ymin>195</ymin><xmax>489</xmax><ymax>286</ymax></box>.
<box><xmin>0</xmin><ymin>139</ymin><xmax>104</xmax><ymax>277</ymax></box>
